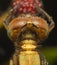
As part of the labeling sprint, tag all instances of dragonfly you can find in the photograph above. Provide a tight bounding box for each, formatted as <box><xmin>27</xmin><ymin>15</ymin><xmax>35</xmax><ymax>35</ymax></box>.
<box><xmin>0</xmin><ymin>0</ymin><xmax>55</xmax><ymax>65</ymax></box>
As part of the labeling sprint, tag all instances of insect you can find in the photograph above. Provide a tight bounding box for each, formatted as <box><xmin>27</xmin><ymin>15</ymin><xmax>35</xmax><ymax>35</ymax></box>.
<box><xmin>1</xmin><ymin>0</ymin><xmax>55</xmax><ymax>65</ymax></box>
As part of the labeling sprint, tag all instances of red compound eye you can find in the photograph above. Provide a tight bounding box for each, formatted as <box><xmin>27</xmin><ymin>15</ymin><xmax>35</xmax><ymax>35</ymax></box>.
<box><xmin>28</xmin><ymin>7</ymin><xmax>32</xmax><ymax>12</ymax></box>
<box><xmin>19</xmin><ymin>7</ymin><xmax>23</xmax><ymax>11</ymax></box>
<box><xmin>12</xmin><ymin>0</ymin><xmax>42</xmax><ymax>14</ymax></box>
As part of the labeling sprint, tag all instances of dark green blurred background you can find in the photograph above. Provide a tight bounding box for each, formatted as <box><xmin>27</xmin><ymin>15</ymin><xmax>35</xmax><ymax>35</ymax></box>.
<box><xmin>0</xmin><ymin>0</ymin><xmax>57</xmax><ymax>65</ymax></box>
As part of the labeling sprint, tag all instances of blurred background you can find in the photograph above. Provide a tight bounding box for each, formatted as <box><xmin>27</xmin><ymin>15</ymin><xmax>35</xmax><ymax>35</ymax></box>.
<box><xmin>0</xmin><ymin>0</ymin><xmax>57</xmax><ymax>65</ymax></box>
